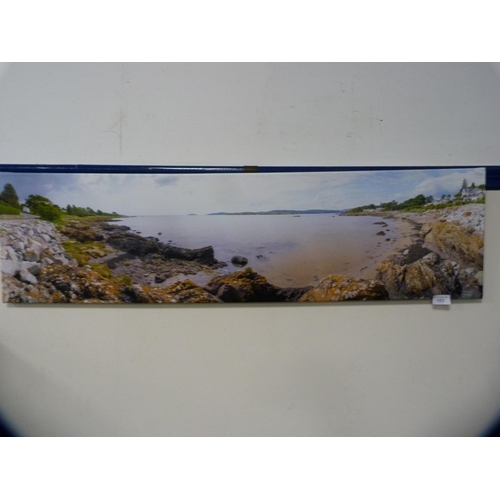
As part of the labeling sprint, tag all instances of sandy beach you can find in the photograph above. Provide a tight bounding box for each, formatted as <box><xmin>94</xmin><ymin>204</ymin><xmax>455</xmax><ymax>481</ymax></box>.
<box><xmin>355</xmin><ymin>217</ymin><xmax>416</xmax><ymax>280</ymax></box>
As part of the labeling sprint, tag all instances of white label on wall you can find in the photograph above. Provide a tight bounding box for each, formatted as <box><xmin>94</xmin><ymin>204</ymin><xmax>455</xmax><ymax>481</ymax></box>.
<box><xmin>432</xmin><ymin>295</ymin><xmax>451</xmax><ymax>306</ymax></box>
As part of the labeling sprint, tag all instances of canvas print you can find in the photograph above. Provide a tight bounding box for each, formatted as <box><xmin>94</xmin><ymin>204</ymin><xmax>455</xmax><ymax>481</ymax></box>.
<box><xmin>0</xmin><ymin>167</ymin><xmax>485</xmax><ymax>304</ymax></box>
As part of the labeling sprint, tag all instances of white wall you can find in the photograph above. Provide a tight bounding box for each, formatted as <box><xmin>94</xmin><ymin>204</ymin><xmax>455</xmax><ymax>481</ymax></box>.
<box><xmin>1</xmin><ymin>62</ymin><xmax>499</xmax><ymax>436</ymax></box>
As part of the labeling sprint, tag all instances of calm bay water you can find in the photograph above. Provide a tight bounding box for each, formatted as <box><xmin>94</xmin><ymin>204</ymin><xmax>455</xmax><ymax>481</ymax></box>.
<box><xmin>115</xmin><ymin>214</ymin><xmax>400</xmax><ymax>287</ymax></box>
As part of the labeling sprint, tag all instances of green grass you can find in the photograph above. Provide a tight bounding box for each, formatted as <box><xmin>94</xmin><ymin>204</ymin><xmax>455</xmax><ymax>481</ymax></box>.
<box><xmin>55</xmin><ymin>214</ymin><xmax>122</xmax><ymax>229</ymax></box>
<box><xmin>61</xmin><ymin>214</ymin><xmax>124</xmax><ymax>222</ymax></box>
<box><xmin>63</xmin><ymin>241</ymin><xmax>108</xmax><ymax>265</ymax></box>
<box><xmin>90</xmin><ymin>263</ymin><xmax>112</xmax><ymax>278</ymax></box>
<box><xmin>111</xmin><ymin>274</ymin><xmax>133</xmax><ymax>287</ymax></box>
<box><xmin>399</xmin><ymin>199</ymin><xmax>485</xmax><ymax>213</ymax></box>
<box><xmin>90</xmin><ymin>263</ymin><xmax>132</xmax><ymax>287</ymax></box>
<box><xmin>0</xmin><ymin>202</ymin><xmax>20</xmax><ymax>215</ymax></box>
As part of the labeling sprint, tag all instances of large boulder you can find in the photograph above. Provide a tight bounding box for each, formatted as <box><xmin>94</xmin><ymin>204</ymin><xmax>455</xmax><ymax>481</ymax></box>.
<box><xmin>421</xmin><ymin>220</ymin><xmax>484</xmax><ymax>268</ymax></box>
<box><xmin>4</xmin><ymin>246</ymin><xmax>19</xmax><ymax>261</ymax></box>
<box><xmin>59</xmin><ymin>222</ymin><xmax>104</xmax><ymax>242</ymax></box>
<box><xmin>159</xmin><ymin>245</ymin><xmax>218</xmax><ymax>265</ymax></box>
<box><xmin>1</xmin><ymin>259</ymin><xmax>20</xmax><ymax>276</ymax></box>
<box><xmin>205</xmin><ymin>271</ymin><xmax>312</xmax><ymax>302</ymax></box>
<box><xmin>23</xmin><ymin>248</ymin><xmax>40</xmax><ymax>262</ymax></box>
<box><xmin>18</xmin><ymin>268</ymin><xmax>38</xmax><ymax>284</ymax></box>
<box><xmin>128</xmin><ymin>280</ymin><xmax>220</xmax><ymax>303</ymax></box>
<box><xmin>376</xmin><ymin>251</ymin><xmax>462</xmax><ymax>299</ymax></box>
<box><xmin>21</xmin><ymin>261</ymin><xmax>42</xmax><ymax>276</ymax></box>
<box><xmin>231</xmin><ymin>255</ymin><xmax>248</xmax><ymax>266</ymax></box>
<box><xmin>299</xmin><ymin>274</ymin><xmax>389</xmax><ymax>302</ymax></box>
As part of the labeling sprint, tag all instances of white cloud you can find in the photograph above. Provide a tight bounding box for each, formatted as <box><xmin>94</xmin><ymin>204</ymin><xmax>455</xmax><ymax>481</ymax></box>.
<box><xmin>412</xmin><ymin>168</ymin><xmax>485</xmax><ymax>199</ymax></box>
<box><xmin>26</xmin><ymin>167</ymin><xmax>488</xmax><ymax>216</ymax></box>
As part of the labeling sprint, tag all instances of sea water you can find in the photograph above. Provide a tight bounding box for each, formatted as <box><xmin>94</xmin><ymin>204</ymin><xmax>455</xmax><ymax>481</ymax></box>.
<box><xmin>114</xmin><ymin>214</ymin><xmax>400</xmax><ymax>287</ymax></box>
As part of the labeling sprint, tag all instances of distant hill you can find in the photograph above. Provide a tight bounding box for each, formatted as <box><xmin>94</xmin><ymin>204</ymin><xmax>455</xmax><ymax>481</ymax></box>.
<box><xmin>208</xmin><ymin>209</ymin><xmax>343</xmax><ymax>215</ymax></box>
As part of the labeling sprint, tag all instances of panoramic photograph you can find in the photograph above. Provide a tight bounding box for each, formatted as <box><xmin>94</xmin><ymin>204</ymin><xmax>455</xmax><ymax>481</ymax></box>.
<box><xmin>0</xmin><ymin>167</ymin><xmax>486</xmax><ymax>303</ymax></box>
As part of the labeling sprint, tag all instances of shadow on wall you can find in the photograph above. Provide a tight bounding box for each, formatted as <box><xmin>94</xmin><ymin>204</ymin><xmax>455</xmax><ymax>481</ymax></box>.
<box><xmin>0</xmin><ymin>412</ymin><xmax>16</xmax><ymax>436</ymax></box>
<box><xmin>483</xmin><ymin>413</ymin><xmax>500</xmax><ymax>437</ymax></box>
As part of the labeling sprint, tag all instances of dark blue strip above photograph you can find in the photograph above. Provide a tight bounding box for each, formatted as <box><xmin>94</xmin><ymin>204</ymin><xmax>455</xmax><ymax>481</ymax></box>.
<box><xmin>0</xmin><ymin>164</ymin><xmax>499</xmax><ymax>190</ymax></box>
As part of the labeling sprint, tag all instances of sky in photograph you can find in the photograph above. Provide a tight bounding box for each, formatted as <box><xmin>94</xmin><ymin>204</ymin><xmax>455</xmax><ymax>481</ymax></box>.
<box><xmin>0</xmin><ymin>168</ymin><xmax>486</xmax><ymax>216</ymax></box>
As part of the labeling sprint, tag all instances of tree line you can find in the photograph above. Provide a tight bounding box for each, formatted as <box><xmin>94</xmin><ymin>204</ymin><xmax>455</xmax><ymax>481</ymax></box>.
<box><xmin>0</xmin><ymin>183</ymin><xmax>118</xmax><ymax>221</ymax></box>
<box><xmin>0</xmin><ymin>183</ymin><xmax>21</xmax><ymax>215</ymax></box>
<box><xmin>65</xmin><ymin>205</ymin><xmax>118</xmax><ymax>217</ymax></box>
<box><xmin>347</xmin><ymin>179</ymin><xmax>485</xmax><ymax>214</ymax></box>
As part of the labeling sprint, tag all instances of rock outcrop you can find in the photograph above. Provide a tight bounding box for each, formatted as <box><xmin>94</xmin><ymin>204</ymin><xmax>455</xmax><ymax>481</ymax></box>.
<box><xmin>299</xmin><ymin>274</ymin><xmax>389</xmax><ymax>302</ymax></box>
<box><xmin>420</xmin><ymin>220</ymin><xmax>484</xmax><ymax>268</ymax></box>
<box><xmin>40</xmin><ymin>265</ymin><xmax>125</xmax><ymax>303</ymax></box>
<box><xmin>62</xmin><ymin>220</ymin><xmax>228</xmax><ymax>289</ymax></box>
<box><xmin>62</xmin><ymin>220</ymin><xmax>222</xmax><ymax>266</ymax></box>
<box><xmin>59</xmin><ymin>223</ymin><xmax>104</xmax><ymax>242</ymax></box>
<box><xmin>106</xmin><ymin>230</ymin><xmax>218</xmax><ymax>265</ymax></box>
<box><xmin>2</xmin><ymin>265</ymin><xmax>223</xmax><ymax>304</ymax></box>
<box><xmin>374</xmin><ymin>204</ymin><xmax>485</xmax><ymax>299</ymax></box>
<box><xmin>129</xmin><ymin>280</ymin><xmax>220</xmax><ymax>303</ymax></box>
<box><xmin>1</xmin><ymin>219</ymin><xmax>228</xmax><ymax>303</ymax></box>
<box><xmin>376</xmin><ymin>251</ymin><xmax>467</xmax><ymax>299</ymax></box>
<box><xmin>205</xmin><ymin>271</ymin><xmax>312</xmax><ymax>302</ymax></box>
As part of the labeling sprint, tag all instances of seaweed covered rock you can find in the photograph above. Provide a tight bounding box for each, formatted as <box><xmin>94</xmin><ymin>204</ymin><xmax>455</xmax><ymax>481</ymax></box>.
<box><xmin>3</xmin><ymin>266</ymin><xmax>221</xmax><ymax>304</ymax></box>
<box><xmin>299</xmin><ymin>274</ymin><xmax>389</xmax><ymax>302</ymax></box>
<box><xmin>1</xmin><ymin>274</ymin><xmax>64</xmax><ymax>303</ymax></box>
<box><xmin>2</xmin><ymin>265</ymin><xmax>116</xmax><ymax>303</ymax></box>
<box><xmin>59</xmin><ymin>221</ymin><xmax>104</xmax><ymax>242</ymax></box>
<box><xmin>39</xmin><ymin>265</ymin><xmax>125</xmax><ymax>303</ymax></box>
<box><xmin>128</xmin><ymin>280</ymin><xmax>220</xmax><ymax>303</ymax></box>
<box><xmin>205</xmin><ymin>271</ymin><xmax>312</xmax><ymax>302</ymax></box>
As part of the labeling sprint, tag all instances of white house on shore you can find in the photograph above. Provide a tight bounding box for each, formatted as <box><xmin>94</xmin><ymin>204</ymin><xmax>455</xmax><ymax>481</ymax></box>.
<box><xmin>462</xmin><ymin>187</ymin><xmax>483</xmax><ymax>202</ymax></box>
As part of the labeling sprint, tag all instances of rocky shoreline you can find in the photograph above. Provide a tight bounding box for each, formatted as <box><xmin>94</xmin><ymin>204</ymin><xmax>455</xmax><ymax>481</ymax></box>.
<box><xmin>373</xmin><ymin>204</ymin><xmax>484</xmax><ymax>299</ymax></box>
<box><xmin>0</xmin><ymin>205</ymin><xmax>485</xmax><ymax>303</ymax></box>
